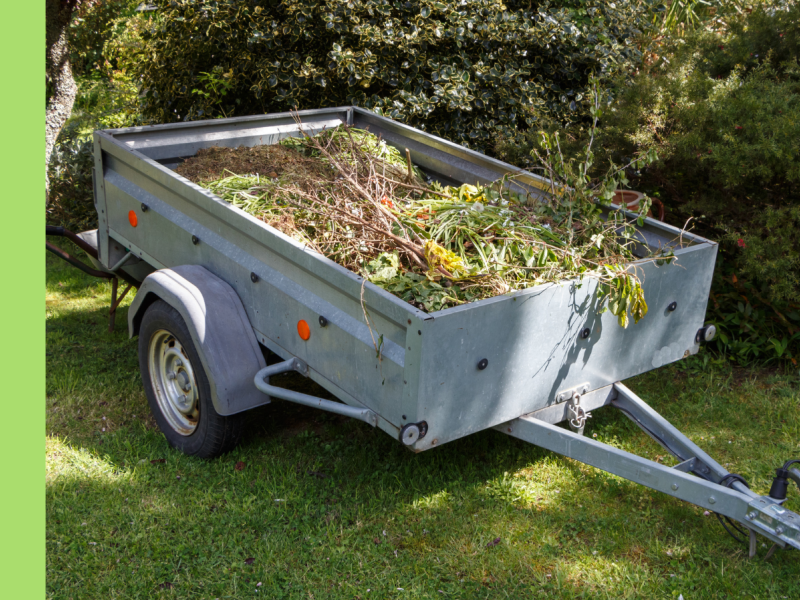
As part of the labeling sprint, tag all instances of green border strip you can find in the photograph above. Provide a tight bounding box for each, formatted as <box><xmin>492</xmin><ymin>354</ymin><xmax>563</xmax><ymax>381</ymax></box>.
<box><xmin>0</xmin><ymin>3</ymin><xmax>44</xmax><ymax>598</ymax></box>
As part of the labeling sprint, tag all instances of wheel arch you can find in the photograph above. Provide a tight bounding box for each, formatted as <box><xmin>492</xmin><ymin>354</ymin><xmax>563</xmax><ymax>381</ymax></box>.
<box><xmin>129</xmin><ymin>265</ymin><xmax>268</xmax><ymax>415</ymax></box>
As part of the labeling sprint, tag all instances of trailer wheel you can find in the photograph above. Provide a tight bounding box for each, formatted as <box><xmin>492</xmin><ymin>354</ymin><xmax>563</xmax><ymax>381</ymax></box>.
<box><xmin>138</xmin><ymin>300</ymin><xmax>243</xmax><ymax>458</ymax></box>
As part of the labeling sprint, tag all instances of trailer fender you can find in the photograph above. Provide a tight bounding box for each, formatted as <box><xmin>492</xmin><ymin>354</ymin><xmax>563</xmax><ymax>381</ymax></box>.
<box><xmin>128</xmin><ymin>265</ymin><xmax>267</xmax><ymax>416</ymax></box>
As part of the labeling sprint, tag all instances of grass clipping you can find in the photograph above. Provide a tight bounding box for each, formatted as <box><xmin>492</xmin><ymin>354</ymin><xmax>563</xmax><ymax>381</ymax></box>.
<box><xmin>177</xmin><ymin>122</ymin><xmax>662</xmax><ymax>327</ymax></box>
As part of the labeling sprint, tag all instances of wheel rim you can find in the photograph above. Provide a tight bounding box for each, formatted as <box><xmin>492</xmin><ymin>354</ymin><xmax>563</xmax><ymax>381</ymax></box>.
<box><xmin>148</xmin><ymin>329</ymin><xmax>200</xmax><ymax>436</ymax></box>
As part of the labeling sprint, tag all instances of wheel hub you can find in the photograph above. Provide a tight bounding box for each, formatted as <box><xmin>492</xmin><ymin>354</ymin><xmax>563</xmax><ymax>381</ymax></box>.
<box><xmin>148</xmin><ymin>329</ymin><xmax>200</xmax><ymax>436</ymax></box>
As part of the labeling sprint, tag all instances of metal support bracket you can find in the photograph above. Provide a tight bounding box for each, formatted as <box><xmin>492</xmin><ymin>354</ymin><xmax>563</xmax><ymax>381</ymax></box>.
<box><xmin>673</xmin><ymin>457</ymin><xmax>698</xmax><ymax>473</ymax></box>
<box><xmin>557</xmin><ymin>382</ymin><xmax>591</xmax><ymax>434</ymax></box>
<box><xmin>557</xmin><ymin>382</ymin><xmax>590</xmax><ymax>402</ymax></box>
<box><xmin>108</xmin><ymin>251</ymin><xmax>135</xmax><ymax>273</ymax></box>
<box><xmin>496</xmin><ymin>382</ymin><xmax>800</xmax><ymax>552</ymax></box>
<box><xmin>254</xmin><ymin>358</ymin><xmax>378</xmax><ymax>427</ymax></box>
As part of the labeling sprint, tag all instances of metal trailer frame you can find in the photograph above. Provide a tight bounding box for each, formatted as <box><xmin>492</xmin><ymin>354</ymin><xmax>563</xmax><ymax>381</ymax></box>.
<box><xmin>79</xmin><ymin>106</ymin><xmax>798</xmax><ymax>556</ymax></box>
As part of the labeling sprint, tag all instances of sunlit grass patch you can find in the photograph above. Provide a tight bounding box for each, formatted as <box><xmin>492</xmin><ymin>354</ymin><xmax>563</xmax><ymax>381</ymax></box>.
<box><xmin>46</xmin><ymin>436</ymin><xmax>128</xmax><ymax>485</ymax></box>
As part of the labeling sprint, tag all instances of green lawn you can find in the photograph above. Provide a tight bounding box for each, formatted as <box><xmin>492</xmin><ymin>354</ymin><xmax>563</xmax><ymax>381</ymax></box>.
<box><xmin>46</xmin><ymin>248</ymin><xmax>800</xmax><ymax>599</ymax></box>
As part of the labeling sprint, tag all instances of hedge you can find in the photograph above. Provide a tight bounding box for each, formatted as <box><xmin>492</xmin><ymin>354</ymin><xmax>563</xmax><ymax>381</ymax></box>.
<box><xmin>135</xmin><ymin>0</ymin><xmax>656</xmax><ymax>148</ymax></box>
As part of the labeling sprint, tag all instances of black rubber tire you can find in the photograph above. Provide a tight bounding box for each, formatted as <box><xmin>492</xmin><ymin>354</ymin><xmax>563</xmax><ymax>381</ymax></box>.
<box><xmin>138</xmin><ymin>300</ymin><xmax>243</xmax><ymax>458</ymax></box>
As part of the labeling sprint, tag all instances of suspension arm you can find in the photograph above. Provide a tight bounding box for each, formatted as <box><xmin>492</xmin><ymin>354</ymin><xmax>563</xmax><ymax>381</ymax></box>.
<box><xmin>612</xmin><ymin>382</ymin><xmax>753</xmax><ymax>496</ymax></box>
<box><xmin>254</xmin><ymin>358</ymin><xmax>378</xmax><ymax>427</ymax></box>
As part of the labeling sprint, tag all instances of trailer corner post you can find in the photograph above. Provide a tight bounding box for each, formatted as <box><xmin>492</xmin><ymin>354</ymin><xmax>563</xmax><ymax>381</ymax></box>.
<box><xmin>495</xmin><ymin>385</ymin><xmax>800</xmax><ymax>554</ymax></box>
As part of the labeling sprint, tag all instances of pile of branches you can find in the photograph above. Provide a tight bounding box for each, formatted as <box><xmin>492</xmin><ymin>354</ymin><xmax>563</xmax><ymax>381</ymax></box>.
<box><xmin>184</xmin><ymin>119</ymin><xmax>667</xmax><ymax>326</ymax></box>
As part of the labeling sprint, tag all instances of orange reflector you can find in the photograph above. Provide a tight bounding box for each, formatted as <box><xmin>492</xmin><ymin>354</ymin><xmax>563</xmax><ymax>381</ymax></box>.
<box><xmin>297</xmin><ymin>320</ymin><xmax>311</xmax><ymax>341</ymax></box>
<box><xmin>128</xmin><ymin>210</ymin><xmax>138</xmax><ymax>227</ymax></box>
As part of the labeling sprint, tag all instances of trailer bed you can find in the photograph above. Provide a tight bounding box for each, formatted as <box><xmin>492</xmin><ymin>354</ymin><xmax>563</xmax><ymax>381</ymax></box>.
<box><xmin>93</xmin><ymin>107</ymin><xmax>716</xmax><ymax>451</ymax></box>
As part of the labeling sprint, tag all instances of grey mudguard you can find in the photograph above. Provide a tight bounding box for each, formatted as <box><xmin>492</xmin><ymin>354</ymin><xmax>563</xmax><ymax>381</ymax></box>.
<box><xmin>128</xmin><ymin>265</ymin><xmax>268</xmax><ymax>415</ymax></box>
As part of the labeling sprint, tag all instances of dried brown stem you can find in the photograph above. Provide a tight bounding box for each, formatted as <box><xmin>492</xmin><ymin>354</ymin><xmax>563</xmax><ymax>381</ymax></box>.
<box><xmin>375</xmin><ymin>174</ymin><xmax>452</xmax><ymax>198</ymax></box>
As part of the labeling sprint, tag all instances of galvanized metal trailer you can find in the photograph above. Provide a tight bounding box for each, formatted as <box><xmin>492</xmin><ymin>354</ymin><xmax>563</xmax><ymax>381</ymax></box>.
<box><xmin>51</xmin><ymin>106</ymin><xmax>798</xmax><ymax>556</ymax></box>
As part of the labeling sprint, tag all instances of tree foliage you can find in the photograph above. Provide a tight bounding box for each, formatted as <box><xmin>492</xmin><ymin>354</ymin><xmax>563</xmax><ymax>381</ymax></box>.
<box><xmin>500</xmin><ymin>1</ymin><xmax>800</xmax><ymax>305</ymax></box>
<box><xmin>135</xmin><ymin>0</ymin><xmax>656</xmax><ymax>148</ymax></box>
<box><xmin>68</xmin><ymin>0</ymin><xmax>141</xmax><ymax>76</ymax></box>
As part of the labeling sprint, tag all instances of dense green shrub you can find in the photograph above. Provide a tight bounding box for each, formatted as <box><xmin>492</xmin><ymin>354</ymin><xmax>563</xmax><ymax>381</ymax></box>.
<box><xmin>47</xmin><ymin>132</ymin><xmax>97</xmax><ymax>231</ymax></box>
<box><xmin>497</xmin><ymin>1</ymin><xmax>800</xmax><ymax>362</ymax></box>
<box><xmin>68</xmin><ymin>0</ymin><xmax>141</xmax><ymax>76</ymax></box>
<box><xmin>135</xmin><ymin>0</ymin><xmax>657</xmax><ymax>148</ymax></box>
<box><xmin>706</xmin><ymin>250</ymin><xmax>800</xmax><ymax>365</ymax></box>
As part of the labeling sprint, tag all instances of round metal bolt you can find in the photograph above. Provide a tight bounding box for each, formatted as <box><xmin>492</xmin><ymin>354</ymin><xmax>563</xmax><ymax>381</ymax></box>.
<box><xmin>696</xmin><ymin>324</ymin><xmax>717</xmax><ymax>343</ymax></box>
<box><xmin>191</xmin><ymin>235</ymin><xmax>200</xmax><ymax>245</ymax></box>
<box><xmin>776</xmin><ymin>526</ymin><xmax>785</xmax><ymax>535</ymax></box>
<box><xmin>747</xmin><ymin>512</ymin><xmax>757</xmax><ymax>521</ymax></box>
<box><xmin>141</xmin><ymin>203</ymin><xmax>149</xmax><ymax>212</ymax></box>
<box><xmin>580</xmin><ymin>327</ymin><xmax>591</xmax><ymax>339</ymax></box>
<box><xmin>402</xmin><ymin>415</ymin><xmax>407</xmax><ymax>420</ymax></box>
<box><xmin>250</xmin><ymin>272</ymin><xmax>259</xmax><ymax>283</ymax></box>
<box><xmin>399</xmin><ymin>423</ymin><xmax>420</xmax><ymax>446</ymax></box>
<box><xmin>176</xmin><ymin>371</ymin><xmax>191</xmax><ymax>389</ymax></box>
<box><xmin>477</xmin><ymin>358</ymin><xmax>489</xmax><ymax>370</ymax></box>
<box><xmin>667</xmin><ymin>301</ymin><xmax>678</xmax><ymax>312</ymax></box>
<box><xmin>167</xmin><ymin>371</ymin><xmax>176</xmax><ymax>380</ymax></box>
<box><xmin>671</xmin><ymin>483</ymin><xmax>679</xmax><ymax>491</ymax></box>
<box><xmin>708</xmin><ymin>496</ymin><xmax>716</xmax><ymax>505</ymax></box>
<box><xmin>174</xmin><ymin>359</ymin><xmax>182</xmax><ymax>367</ymax></box>
<box><xmin>319</xmin><ymin>315</ymin><xmax>328</xmax><ymax>327</ymax></box>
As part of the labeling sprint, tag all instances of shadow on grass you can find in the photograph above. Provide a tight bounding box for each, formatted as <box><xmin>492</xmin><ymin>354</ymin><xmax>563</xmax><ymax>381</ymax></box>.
<box><xmin>46</xmin><ymin>254</ymin><xmax>800</xmax><ymax>599</ymax></box>
<box><xmin>49</xmin><ymin>407</ymin><xmax>800</xmax><ymax>600</ymax></box>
